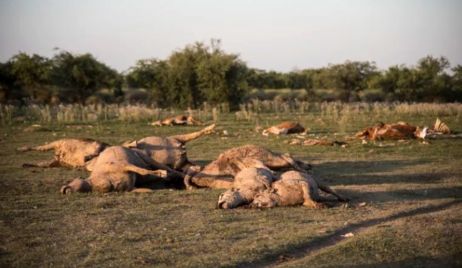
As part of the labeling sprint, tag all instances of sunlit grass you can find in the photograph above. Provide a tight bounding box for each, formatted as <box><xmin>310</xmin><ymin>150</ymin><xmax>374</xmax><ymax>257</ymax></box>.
<box><xmin>0</xmin><ymin>107</ymin><xmax>461</xmax><ymax>267</ymax></box>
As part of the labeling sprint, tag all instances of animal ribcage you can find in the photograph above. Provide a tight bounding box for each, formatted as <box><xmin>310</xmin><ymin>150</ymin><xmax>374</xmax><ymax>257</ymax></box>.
<box><xmin>433</xmin><ymin>118</ymin><xmax>450</xmax><ymax>134</ymax></box>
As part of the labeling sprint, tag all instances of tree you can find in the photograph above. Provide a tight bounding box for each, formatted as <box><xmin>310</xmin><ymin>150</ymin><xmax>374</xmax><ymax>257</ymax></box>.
<box><xmin>125</xmin><ymin>59</ymin><xmax>169</xmax><ymax>105</ymax></box>
<box><xmin>196</xmin><ymin>40</ymin><xmax>248</xmax><ymax>108</ymax></box>
<box><xmin>246</xmin><ymin>69</ymin><xmax>289</xmax><ymax>89</ymax></box>
<box><xmin>162</xmin><ymin>40</ymin><xmax>248</xmax><ymax>109</ymax></box>
<box><xmin>334</xmin><ymin>61</ymin><xmax>377</xmax><ymax>101</ymax></box>
<box><xmin>165</xmin><ymin>42</ymin><xmax>208</xmax><ymax>108</ymax></box>
<box><xmin>367</xmin><ymin>65</ymin><xmax>417</xmax><ymax>101</ymax></box>
<box><xmin>8</xmin><ymin>53</ymin><xmax>52</xmax><ymax>103</ymax></box>
<box><xmin>450</xmin><ymin>65</ymin><xmax>462</xmax><ymax>101</ymax></box>
<box><xmin>51</xmin><ymin>51</ymin><xmax>120</xmax><ymax>103</ymax></box>
<box><xmin>0</xmin><ymin>61</ymin><xmax>20</xmax><ymax>103</ymax></box>
<box><xmin>413</xmin><ymin>56</ymin><xmax>451</xmax><ymax>101</ymax></box>
<box><xmin>286</xmin><ymin>70</ymin><xmax>311</xmax><ymax>89</ymax></box>
<box><xmin>246</xmin><ymin>68</ymin><xmax>266</xmax><ymax>89</ymax></box>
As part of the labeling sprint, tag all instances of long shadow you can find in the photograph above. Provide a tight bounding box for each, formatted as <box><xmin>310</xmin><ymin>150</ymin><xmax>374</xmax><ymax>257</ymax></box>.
<box><xmin>232</xmin><ymin>199</ymin><xmax>462</xmax><ymax>268</ymax></box>
<box><xmin>344</xmin><ymin>186</ymin><xmax>462</xmax><ymax>203</ymax></box>
<box><xmin>320</xmin><ymin>172</ymin><xmax>454</xmax><ymax>186</ymax></box>
<box><xmin>326</xmin><ymin>254</ymin><xmax>462</xmax><ymax>268</ymax></box>
<box><xmin>316</xmin><ymin>160</ymin><xmax>429</xmax><ymax>176</ymax></box>
<box><xmin>313</xmin><ymin>159</ymin><xmax>453</xmax><ymax>186</ymax></box>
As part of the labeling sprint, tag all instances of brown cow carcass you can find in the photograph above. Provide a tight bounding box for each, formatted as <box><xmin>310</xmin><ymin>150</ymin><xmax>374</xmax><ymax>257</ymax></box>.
<box><xmin>17</xmin><ymin>138</ymin><xmax>109</xmax><ymax>170</ymax></box>
<box><xmin>217</xmin><ymin>160</ymin><xmax>275</xmax><ymax>209</ymax></box>
<box><xmin>250</xmin><ymin>170</ymin><xmax>348</xmax><ymax>209</ymax></box>
<box><xmin>262</xmin><ymin>121</ymin><xmax>305</xmax><ymax>136</ymax></box>
<box><xmin>151</xmin><ymin>115</ymin><xmax>203</xmax><ymax>126</ymax></box>
<box><xmin>356</xmin><ymin>122</ymin><xmax>427</xmax><ymax>140</ymax></box>
<box><xmin>429</xmin><ymin>118</ymin><xmax>451</xmax><ymax>135</ymax></box>
<box><xmin>60</xmin><ymin>146</ymin><xmax>169</xmax><ymax>194</ymax></box>
<box><xmin>123</xmin><ymin>124</ymin><xmax>215</xmax><ymax>174</ymax></box>
<box><xmin>184</xmin><ymin>144</ymin><xmax>312</xmax><ymax>189</ymax></box>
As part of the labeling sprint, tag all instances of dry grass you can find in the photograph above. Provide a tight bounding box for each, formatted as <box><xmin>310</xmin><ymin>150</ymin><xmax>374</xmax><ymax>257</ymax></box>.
<box><xmin>0</xmin><ymin>108</ymin><xmax>461</xmax><ymax>267</ymax></box>
<box><xmin>2</xmin><ymin>102</ymin><xmax>461</xmax><ymax>126</ymax></box>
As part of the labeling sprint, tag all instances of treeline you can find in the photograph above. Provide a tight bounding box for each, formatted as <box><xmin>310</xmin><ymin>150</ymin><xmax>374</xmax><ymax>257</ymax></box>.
<box><xmin>249</xmin><ymin>58</ymin><xmax>462</xmax><ymax>102</ymax></box>
<box><xmin>1</xmin><ymin>40</ymin><xmax>461</xmax><ymax>108</ymax></box>
<box><xmin>0</xmin><ymin>51</ymin><xmax>123</xmax><ymax>105</ymax></box>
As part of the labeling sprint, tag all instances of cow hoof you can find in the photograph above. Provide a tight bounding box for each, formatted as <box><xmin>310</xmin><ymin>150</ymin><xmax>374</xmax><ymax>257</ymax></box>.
<box><xmin>60</xmin><ymin>186</ymin><xmax>73</xmax><ymax>195</ymax></box>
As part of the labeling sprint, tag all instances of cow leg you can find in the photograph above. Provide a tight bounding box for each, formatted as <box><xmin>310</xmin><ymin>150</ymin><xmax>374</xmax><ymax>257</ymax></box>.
<box><xmin>61</xmin><ymin>178</ymin><xmax>92</xmax><ymax>194</ymax></box>
<box><xmin>317</xmin><ymin>182</ymin><xmax>348</xmax><ymax>202</ymax></box>
<box><xmin>31</xmin><ymin>141</ymin><xmax>61</xmax><ymax>151</ymax></box>
<box><xmin>172</xmin><ymin>151</ymin><xmax>189</xmax><ymax>170</ymax></box>
<box><xmin>135</xmin><ymin>151</ymin><xmax>184</xmax><ymax>178</ymax></box>
<box><xmin>123</xmin><ymin>164</ymin><xmax>168</xmax><ymax>178</ymax></box>
<box><xmin>169</xmin><ymin>124</ymin><xmax>215</xmax><ymax>144</ymax></box>
<box><xmin>187</xmin><ymin>175</ymin><xmax>234</xmax><ymax>190</ymax></box>
<box><xmin>131</xmin><ymin>188</ymin><xmax>154</xmax><ymax>193</ymax></box>
<box><xmin>182</xmin><ymin>165</ymin><xmax>203</xmax><ymax>189</ymax></box>
<box><xmin>183</xmin><ymin>173</ymin><xmax>196</xmax><ymax>189</ymax></box>
<box><xmin>300</xmin><ymin>181</ymin><xmax>326</xmax><ymax>209</ymax></box>
<box><xmin>22</xmin><ymin>159</ymin><xmax>61</xmax><ymax>168</ymax></box>
<box><xmin>17</xmin><ymin>141</ymin><xmax>60</xmax><ymax>152</ymax></box>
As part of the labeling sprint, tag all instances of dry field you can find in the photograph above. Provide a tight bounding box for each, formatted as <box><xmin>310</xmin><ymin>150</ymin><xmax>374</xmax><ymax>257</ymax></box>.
<box><xmin>1</xmin><ymin>103</ymin><xmax>461</xmax><ymax>267</ymax></box>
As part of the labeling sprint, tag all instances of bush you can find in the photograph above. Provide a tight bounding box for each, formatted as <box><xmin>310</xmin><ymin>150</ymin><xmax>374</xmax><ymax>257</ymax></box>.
<box><xmin>358</xmin><ymin>89</ymin><xmax>386</xmax><ymax>102</ymax></box>
<box><xmin>124</xmin><ymin>89</ymin><xmax>152</xmax><ymax>104</ymax></box>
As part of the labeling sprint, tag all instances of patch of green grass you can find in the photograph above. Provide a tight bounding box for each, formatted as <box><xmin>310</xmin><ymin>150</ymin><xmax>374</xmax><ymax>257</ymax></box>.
<box><xmin>0</xmin><ymin>110</ymin><xmax>461</xmax><ymax>267</ymax></box>
<box><xmin>284</xmin><ymin>205</ymin><xmax>462</xmax><ymax>267</ymax></box>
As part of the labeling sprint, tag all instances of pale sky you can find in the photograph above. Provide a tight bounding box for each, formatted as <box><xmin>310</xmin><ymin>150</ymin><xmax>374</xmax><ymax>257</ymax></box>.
<box><xmin>1</xmin><ymin>0</ymin><xmax>461</xmax><ymax>72</ymax></box>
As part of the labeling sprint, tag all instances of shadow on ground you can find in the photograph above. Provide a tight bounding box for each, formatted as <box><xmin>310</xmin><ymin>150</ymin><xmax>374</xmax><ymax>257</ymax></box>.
<box><xmin>233</xmin><ymin>200</ymin><xmax>462</xmax><ymax>268</ymax></box>
<box><xmin>339</xmin><ymin>186</ymin><xmax>462</xmax><ymax>204</ymax></box>
<box><xmin>314</xmin><ymin>160</ymin><xmax>454</xmax><ymax>186</ymax></box>
<box><xmin>326</xmin><ymin>254</ymin><xmax>462</xmax><ymax>268</ymax></box>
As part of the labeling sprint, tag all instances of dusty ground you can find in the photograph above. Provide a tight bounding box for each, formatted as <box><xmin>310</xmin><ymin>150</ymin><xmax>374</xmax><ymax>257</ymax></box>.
<box><xmin>0</xmin><ymin>112</ymin><xmax>461</xmax><ymax>267</ymax></box>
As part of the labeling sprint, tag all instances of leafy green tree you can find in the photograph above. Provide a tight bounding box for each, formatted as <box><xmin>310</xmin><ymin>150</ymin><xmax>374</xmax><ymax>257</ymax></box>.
<box><xmin>196</xmin><ymin>41</ymin><xmax>248</xmax><ymax>108</ymax></box>
<box><xmin>246</xmin><ymin>69</ymin><xmax>289</xmax><ymax>89</ymax></box>
<box><xmin>8</xmin><ymin>53</ymin><xmax>52</xmax><ymax>103</ymax></box>
<box><xmin>367</xmin><ymin>65</ymin><xmax>417</xmax><ymax>101</ymax></box>
<box><xmin>413</xmin><ymin>56</ymin><xmax>451</xmax><ymax>101</ymax></box>
<box><xmin>0</xmin><ymin>62</ymin><xmax>20</xmax><ymax>103</ymax></box>
<box><xmin>166</xmin><ymin>43</ymin><xmax>207</xmax><ymax>108</ymax></box>
<box><xmin>51</xmin><ymin>51</ymin><xmax>120</xmax><ymax>103</ymax></box>
<box><xmin>399</xmin><ymin>68</ymin><xmax>419</xmax><ymax>101</ymax></box>
<box><xmin>287</xmin><ymin>70</ymin><xmax>312</xmax><ymax>89</ymax></box>
<box><xmin>162</xmin><ymin>40</ymin><xmax>248</xmax><ymax>109</ymax></box>
<box><xmin>125</xmin><ymin>59</ymin><xmax>169</xmax><ymax>105</ymax></box>
<box><xmin>311</xmin><ymin>68</ymin><xmax>332</xmax><ymax>89</ymax></box>
<box><xmin>450</xmin><ymin>65</ymin><xmax>462</xmax><ymax>101</ymax></box>
<box><xmin>328</xmin><ymin>61</ymin><xmax>378</xmax><ymax>101</ymax></box>
<box><xmin>246</xmin><ymin>68</ymin><xmax>266</xmax><ymax>89</ymax></box>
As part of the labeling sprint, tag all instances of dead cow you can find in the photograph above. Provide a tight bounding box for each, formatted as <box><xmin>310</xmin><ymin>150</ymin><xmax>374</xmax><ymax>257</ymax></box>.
<box><xmin>123</xmin><ymin>124</ymin><xmax>215</xmax><ymax>174</ymax></box>
<box><xmin>289</xmin><ymin>138</ymin><xmax>348</xmax><ymax>147</ymax></box>
<box><xmin>356</xmin><ymin>122</ymin><xmax>427</xmax><ymax>140</ymax></box>
<box><xmin>151</xmin><ymin>115</ymin><xmax>203</xmax><ymax>126</ymax></box>
<box><xmin>185</xmin><ymin>144</ymin><xmax>312</xmax><ymax>189</ymax></box>
<box><xmin>60</xmin><ymin>146</ymin><xmax>170</xmax><ymax>194</ymax></box>
<box><xmin>217</xmin><ymin>159</ymin><xmax>275</xmax><ymax>209</ymax></box>
<box><xmin>430</xmin><ymin>118</ymin><xmax>450</xmax><ymax>135</ymax></box>
<box><xmin>262</xmin><ymin>121</ymin><xmax>305</xmax><ymax>136</ymax></box>
<box><xmin>17</xmin><ymin>138</ymin><xmax>109</xmax><ymax>170</ymax></box>
<box><xmin>251</xmin><ymin>171</ymin><xmax>348</xmax><ymax>209</ymax></box>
